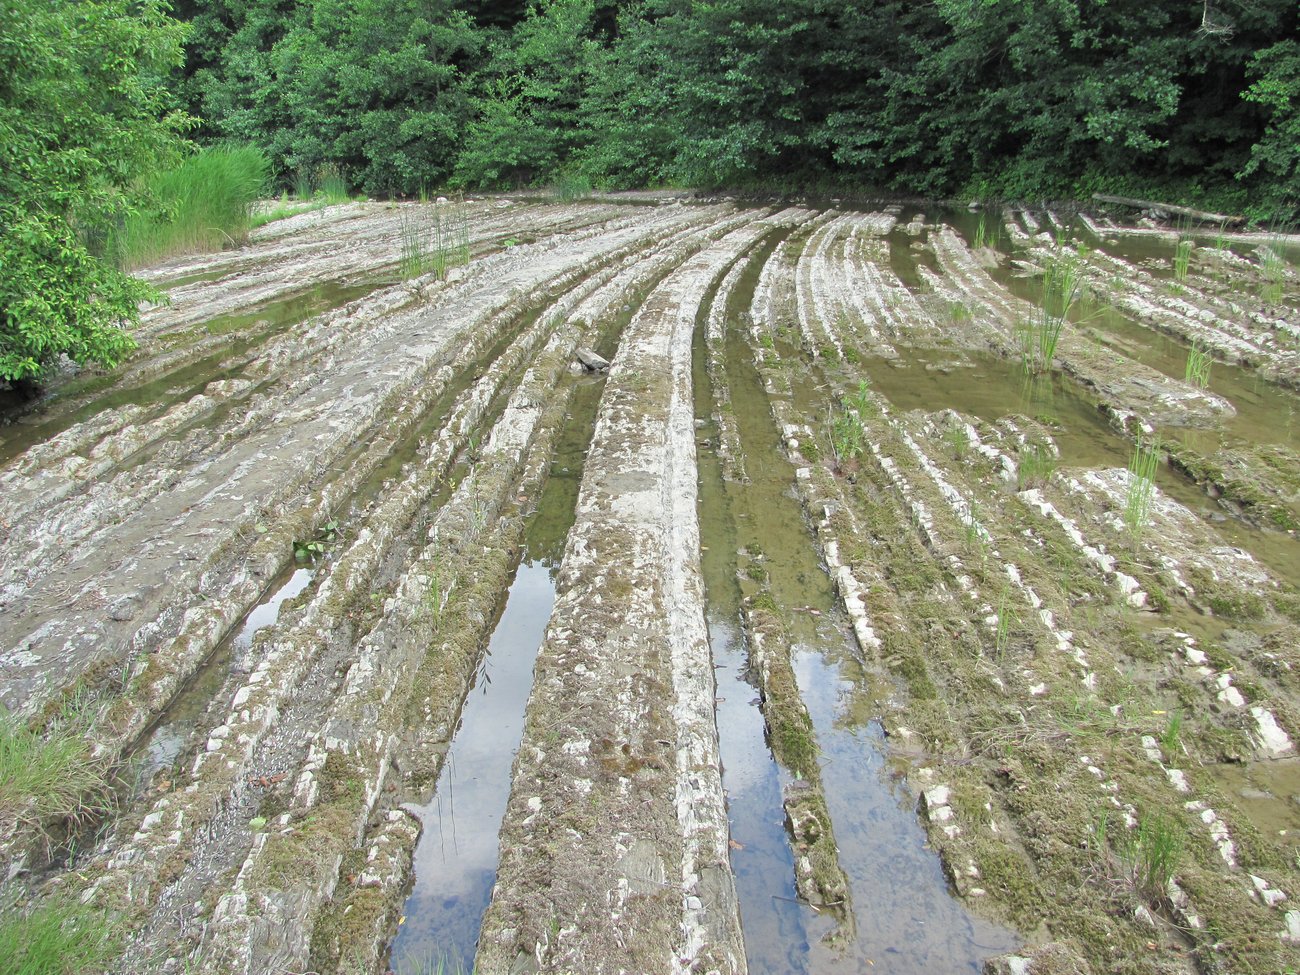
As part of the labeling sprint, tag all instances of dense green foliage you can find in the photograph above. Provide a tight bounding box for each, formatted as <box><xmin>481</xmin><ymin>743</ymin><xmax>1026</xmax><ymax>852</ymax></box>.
<box><xmin>453</xmin><ymin>0</ymin><xmax>598</xmax><ymax>187</ymax></box>
<box><xmin>0</xmin><ymin>0</ymin><xmax>191</xmax><ymax>383</ymax></box>
<box><xmin>180</xmin><ymin>0</ymin><xmax>483</xmax><ymax>195</ymax></box>
<box><xmin>1240</xmin><ymin>38</ymin><xmax>1300</xmax><ymax>207</ymax></box>
<box><xmin>172</xmin><ymin>0</ymin><xmax>1299</xmax><ymax>216</ymax></box>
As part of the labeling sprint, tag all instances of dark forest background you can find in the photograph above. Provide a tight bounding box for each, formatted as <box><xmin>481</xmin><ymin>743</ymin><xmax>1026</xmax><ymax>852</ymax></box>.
<box><xmin>173</xmin><ymin>0</ymin><xmax>1300</xmax><ymax>212</ymax></box>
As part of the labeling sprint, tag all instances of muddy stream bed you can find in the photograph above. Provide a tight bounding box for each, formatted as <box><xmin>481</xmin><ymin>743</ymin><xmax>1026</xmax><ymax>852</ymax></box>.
<box><xmin>2</xmin><ymin>196</ymin><xmax>1298</xmax><ymax>975</ymax></box>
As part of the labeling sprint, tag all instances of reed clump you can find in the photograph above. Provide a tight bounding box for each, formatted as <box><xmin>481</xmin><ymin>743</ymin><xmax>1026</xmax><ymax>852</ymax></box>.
<box><xmin>1184</xmin><ymin>340</ymin><xmax>1212</xmax><ymax>389</ymax></box>
<box><xmin>113</xmin><ymin>146</ymin><xmax>269</xmax><ymax>269</ymax></box>
<box><xmin>1123</xmin><ymin>439</ymin><xmax>1160</xmax><ymax>540</ymax></box>
<box><xmin>1020</xmin><ymin>252</ymin><xmax>1082</xmax><ymax>374</ymax></box>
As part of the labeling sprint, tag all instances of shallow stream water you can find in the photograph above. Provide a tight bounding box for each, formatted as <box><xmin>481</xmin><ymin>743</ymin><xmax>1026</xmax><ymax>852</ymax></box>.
<box><xmin>0</xmin><ymin>279</ymin><xmax>381</xmax><ymax>464</ymax></box>
<box><xmin>391</xmin><ymin>559</ymin><xmax>555</xmax><ymax>971</ymax></box>
<box><xmin>695</xmin><ymin>242</ymin><xmax>1019</xmax><ymax>972</ymax></box>
<box><xmin>390</xmin><ymin>372</ymin><xmax>606</xmax><ymax>973</ymax></box>
<box><xmin>137</xmin><ymin>566</ymin><xmax>314</xmax><ymax>782</ymax></box>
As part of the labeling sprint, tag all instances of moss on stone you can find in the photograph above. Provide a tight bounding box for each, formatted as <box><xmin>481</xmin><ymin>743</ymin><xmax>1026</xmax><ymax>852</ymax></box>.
<box><xmin>309</xmin><ymin>885</ymin><xmax>389</xmax><ymax>975</ymax></box>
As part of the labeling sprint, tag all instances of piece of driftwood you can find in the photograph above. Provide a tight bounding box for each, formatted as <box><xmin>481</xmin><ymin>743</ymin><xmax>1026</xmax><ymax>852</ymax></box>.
<box><xmin>1091</xmin><ymin>193</ymin><xmax>1244</xmax><ymax>226</ymax></box>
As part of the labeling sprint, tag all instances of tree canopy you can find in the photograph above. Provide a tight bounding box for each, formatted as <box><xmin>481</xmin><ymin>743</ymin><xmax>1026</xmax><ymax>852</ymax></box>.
<box><xmin>170</xmin><ymin>0</ymin><xmax>1298</xmax><ymax>215</ymax></box>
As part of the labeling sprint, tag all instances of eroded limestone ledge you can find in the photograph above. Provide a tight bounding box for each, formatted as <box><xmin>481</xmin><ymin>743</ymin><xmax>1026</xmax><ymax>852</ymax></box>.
<box><xmin>475</xmin><ymin>218</ymin><xmax>773</xmax><ymax>975</ymax></box>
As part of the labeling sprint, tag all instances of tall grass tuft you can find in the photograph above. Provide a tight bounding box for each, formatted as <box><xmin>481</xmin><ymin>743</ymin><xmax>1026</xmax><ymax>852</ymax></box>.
<box><xmin>1259</xmin><ymin>242</ymin><xmax>1286</xmax><ymax>304</ymax></box>
<box><xmin>1016</xmin><ymin>443</ymin><xmax>1057</xmax><ymax>491</ymax></box>
<box><xmin>827</xmin><ymin>380</ymin><xmax>872</xmax><ymax>469</ymax></box>
<box><xmin>1172</xmin><ymin>239</ymin><xmax>1193</xmax><ymax>280</ymax></box>
<box><xmin>1184</xmin><ymin>340</ymin><xmax>1212</xmax><ymax>389</ymax></box>
<box><xmin>1123</xmin><ymin>439</ymin><xmax>1160</xmax><ymax>540</ymax></box>
<box><xmin>1160</xmin><ymin>710</ymin><xmax>1183</xmax><ymax>756</ymax></box>
<box><xmin>1020</xmin><ymin>253</ymin><xmax>1082</xmax><ymax>374</ymax></box>
<box><xmin>1094</xmin><ymin>810</ymin><xmax>1183</xmax><ymax>902</ymax></box>
<box><xmin>454</xmin><ymin>198</ymin><xmax>471</xmax><ymax>266</ymax></box>
<box><xmin>0</xmin><ymin>897</ymin><xmax>121</xmax><ymax>975</ymax></box>
<box><xmin>555</xmin><ymin>173</ymin><xmax>593</xmax><ymax>201</ymax></box>
<box><xmin>1124</xmin><ymin>814</ymin><xmax>1182</xmax><ymax>898</ymax></box>
<box><xmin>829</xmin><ymin>408</ymin><xmax>864</xmax><ymax>466</ymax></box>
<box><xmin>399</xmin><ymin>211</ymin><xmax>429</xmax><ymax>280</ymax></box>
<box><xmin>973</xmin><ymin>212</ymin><xmax>1001</xmax><ymax>250</ymax></box>
<box><xmin>293</xmin><ymin>169</ymin><xmax>314</xmax><ymax>201</ymax></box>
<box><xmin>314</xmin><ymin>163</ymin><xmax>350</xmax><ymax>205</ymax></box>
<box><xmin>846</xmin><ymin>379</ymin><xmax>873</xmax><ymax>418</ymax></box>
<box><xmin>398</xmin><ymin>199</ymin><xmax>471</xmax><ymax>281</ymax></box>
<box><xmin>113</xmin><ymin>147</ymin><xmax>268</xmax><ymax>270</ymax></box>
<box><xmin>0</xmin><ymin>708</ymin><xmax>113</xmax><ymax>834</ymax></box>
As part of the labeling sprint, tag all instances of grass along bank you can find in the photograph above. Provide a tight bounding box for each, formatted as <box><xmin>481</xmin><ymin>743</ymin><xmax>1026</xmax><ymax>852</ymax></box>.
<box><xmin>0</xmin><ymin>708</ymin><xmax>112</xmax><ymax>841</ymax></box>
<box><xmin>112</xmin><ymin>147</ymin><xmax>268</xmax><ymax>271</ymax></box>
<box><xmin>0</xmin><ymin>897</ymin><xmax>120</xmax><ymax>975</ymax></box>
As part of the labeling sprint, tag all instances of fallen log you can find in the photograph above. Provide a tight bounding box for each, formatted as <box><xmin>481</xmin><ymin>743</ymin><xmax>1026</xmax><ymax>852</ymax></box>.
<box><xmin>1091</xmin><ymin>193</ymin><xmax>1245</xmax><ymax>226</ymax></box>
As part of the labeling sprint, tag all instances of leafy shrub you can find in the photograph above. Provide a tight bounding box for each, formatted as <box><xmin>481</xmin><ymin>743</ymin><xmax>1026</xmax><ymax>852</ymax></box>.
<box><xmin>0</xmin><ymin>0</ymin><xmax>190</xmax><ymax>383</ymax></box>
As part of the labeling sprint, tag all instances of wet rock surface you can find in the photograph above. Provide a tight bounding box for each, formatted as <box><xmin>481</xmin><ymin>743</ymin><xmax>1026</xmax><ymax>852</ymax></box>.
<box><xmin>1</xmin><ymin>199</ymin><xmax>1298</xmax><ymax>975</ymax></box>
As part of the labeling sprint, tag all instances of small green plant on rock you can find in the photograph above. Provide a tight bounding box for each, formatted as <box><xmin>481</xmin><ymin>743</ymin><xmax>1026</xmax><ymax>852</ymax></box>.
<box><xmin>293</xmin><ymin>520</ymin><xmax>338</xmax><ymax>561</ymax></box>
